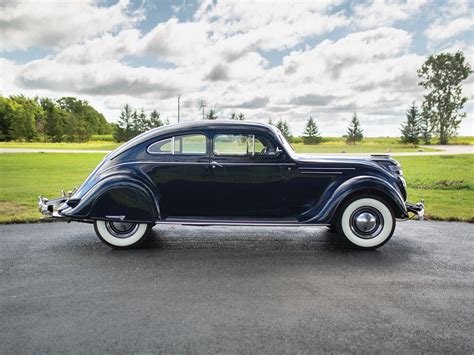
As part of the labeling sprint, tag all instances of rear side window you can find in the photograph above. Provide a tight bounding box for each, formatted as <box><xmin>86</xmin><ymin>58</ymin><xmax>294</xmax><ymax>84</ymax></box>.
<box><xmin>148</xmin><ymin>134</ymin><xmax>206</xmax><ymax>155</ymax></box>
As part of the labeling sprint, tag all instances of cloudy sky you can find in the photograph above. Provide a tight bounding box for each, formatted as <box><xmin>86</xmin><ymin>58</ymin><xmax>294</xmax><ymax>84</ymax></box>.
<box><xmin>0</xmin><ymin>0</ymin><xmax>473</xmax><ymax>136</ymax></box>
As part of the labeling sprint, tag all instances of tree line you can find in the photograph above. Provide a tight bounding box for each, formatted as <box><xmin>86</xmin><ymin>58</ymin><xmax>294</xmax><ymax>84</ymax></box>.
<box><xmin>0</xmin><ymin>95</ymin><xmax>111</xmax><ymax>142</ymax></box>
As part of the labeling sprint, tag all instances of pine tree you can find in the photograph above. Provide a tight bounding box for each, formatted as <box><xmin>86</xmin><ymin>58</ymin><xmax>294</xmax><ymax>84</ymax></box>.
<box><xmin>303</xmin><ymin>116</ymin><xmax>322</xmax><ymax>145</ymax></box>
<box><xmin>138</xmin><ymin>108</ymin><xmax>148</xmax><ymax>132</ymax></box>
<box><xmin>276</xmin><ymin>118</ymin><xmax>292</xmax><ymax>139</ymax></box>
<box><xmin>345</xmin><ymin>113</ymin><xmax>363</xmax><ymax>145</ymax></box>
<box><xmin>205</xmin><ymin>109</ymin><xmax>218</xmax><ymax>120</ymax></box>
<box><xmin>113</xmin><ymin>104</ymin><xmax>133</xmax><ymax>142</ymax></box>
<box><xmin>400</xmin><ymin>102</ymin><xmax>420</xmax><ymax>144</ymax></box>
<box><xmin>149</xmin><ymin>110</ymin><xmax>163</xmax><ymax>128</ymax></box>
<box><xmin>419</xmin><ymin>109</ymin><xmax>432</xmax><ymax>144</ymax></box>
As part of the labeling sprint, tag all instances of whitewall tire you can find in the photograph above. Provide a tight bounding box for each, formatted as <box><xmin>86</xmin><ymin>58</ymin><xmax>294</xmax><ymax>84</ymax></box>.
<box><xmin>336</xmin><ymin>196</ymin><xmax>395</xmax><ymax>249</ymax></box>
<box><xmin>94</xmin><ymin>220</ymin><xmax>152</xmax><ymax>249</ymax></box>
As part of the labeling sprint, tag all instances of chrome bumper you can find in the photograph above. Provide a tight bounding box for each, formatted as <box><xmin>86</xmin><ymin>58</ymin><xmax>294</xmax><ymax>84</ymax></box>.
<box><xmin>38</xmin><ymin>196</ymin><xmax>67</xmax><ymax>217</ymax></box>
<box><xmin>406</xmin><ymin>200</ymin><xmax>425</xmax><ymax>220</ymax></box>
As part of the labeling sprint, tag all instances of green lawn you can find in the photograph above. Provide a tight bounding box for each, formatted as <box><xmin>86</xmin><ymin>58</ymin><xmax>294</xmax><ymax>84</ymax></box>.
<box><xmin>0</xmin><ymin>138</ymin><xmax>438</xmax><ymax>153</ymax></box>
<box><xmin>0</xmin><ymin>153</ymin><xmax>472</xmax><ymax>223</ymax></box>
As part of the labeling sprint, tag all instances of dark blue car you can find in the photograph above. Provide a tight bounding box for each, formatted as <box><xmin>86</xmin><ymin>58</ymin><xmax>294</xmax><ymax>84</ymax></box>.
<box><xmin>39</xmin><ymin>121</ymin><xmax>424</xmax><ymax>249</ymax></box>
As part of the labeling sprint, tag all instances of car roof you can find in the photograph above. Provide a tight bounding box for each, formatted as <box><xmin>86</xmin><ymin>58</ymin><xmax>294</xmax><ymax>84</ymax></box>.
<box><xmin>109</xmin><ymin>120</ymin><xmax>278</xmax><ymax>160</ymax></box>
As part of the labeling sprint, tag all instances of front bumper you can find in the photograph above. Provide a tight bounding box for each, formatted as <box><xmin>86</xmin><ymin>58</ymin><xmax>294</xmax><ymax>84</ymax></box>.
<box><xmin>406</xmin><ymin>200</ymin><xmax>425</xmax><ymax>220</ymax></box>
<box><xmin>38</xmin><ymin>196</ymin><xmax>67</xmax><ymax>218</ymax></box>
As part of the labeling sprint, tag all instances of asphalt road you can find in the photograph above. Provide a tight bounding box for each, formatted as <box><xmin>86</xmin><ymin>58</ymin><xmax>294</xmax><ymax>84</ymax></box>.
<box><xmin>1</xmin><ymin>221</ymin><xmax>473</xmax><ymax>354</ymax></box>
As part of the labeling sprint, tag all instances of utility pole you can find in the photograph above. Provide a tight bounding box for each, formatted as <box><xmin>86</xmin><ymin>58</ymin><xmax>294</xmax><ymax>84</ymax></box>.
<box><xmin>199</xmin><ymin>99</ymin><xmax>206</xmax><ymax>120</ymax></box>
<box><xmin>177</xmin><ymin>95</ymin><xmax>181</xmax><ymax>123</ymax></box>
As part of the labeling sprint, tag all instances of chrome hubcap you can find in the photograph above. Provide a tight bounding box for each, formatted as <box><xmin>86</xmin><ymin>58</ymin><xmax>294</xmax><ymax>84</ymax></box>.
<box><xmin>355</xmin><ymin>212</ymin><xmax>377</xmax><ymax>233</ymax></box>
<box><xmin>105</xmin><ymin>221</ymin><xmax>138</xmax><ymax>239</ymax></box>
<box><xmin>350</xmin><ymin>207</ymin><xmax>383</xmax><ymax>239</ymax></box>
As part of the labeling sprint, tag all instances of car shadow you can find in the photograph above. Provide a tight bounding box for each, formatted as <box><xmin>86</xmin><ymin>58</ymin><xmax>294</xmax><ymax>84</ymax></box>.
<box><xmin>136</xmin><ymin>225</ymin><xmax>415</xmax><ymax>258</ymax></box>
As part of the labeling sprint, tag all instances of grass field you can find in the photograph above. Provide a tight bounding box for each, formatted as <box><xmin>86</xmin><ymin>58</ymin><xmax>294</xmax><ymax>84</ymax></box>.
<box><xmin>0</xmin><ymin>153</ymin><xmax>472</xmax><ymax>223</ymax></box>
<box><xmin>0</xmin><ymin>138</ymin><xmax>439</xmax><ymax>153</ymax></box>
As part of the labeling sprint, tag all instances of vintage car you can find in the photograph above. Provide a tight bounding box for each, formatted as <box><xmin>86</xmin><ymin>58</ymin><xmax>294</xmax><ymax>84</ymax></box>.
<box><xmin>39</xmin><ymin>121</ymin><xmax>424</xmax><ymax>249</ymax></box>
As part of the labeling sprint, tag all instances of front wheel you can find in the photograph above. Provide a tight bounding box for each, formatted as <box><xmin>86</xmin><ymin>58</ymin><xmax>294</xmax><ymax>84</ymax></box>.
<box><xmin>336</xmin><ymin>196</ymin><xmax>395</xmax><ymax>249</ymax></box>
<box><xmin>94</xmin><ymin>220</ymin><xmax>152</xmax><ymax>249</ymax></box>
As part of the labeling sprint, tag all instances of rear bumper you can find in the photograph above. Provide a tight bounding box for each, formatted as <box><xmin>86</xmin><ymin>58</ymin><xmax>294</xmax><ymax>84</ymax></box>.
<box><xmin>406</xmin><ymin>200</ymin><xmax>425</xmax><ymax>220</ymax></box>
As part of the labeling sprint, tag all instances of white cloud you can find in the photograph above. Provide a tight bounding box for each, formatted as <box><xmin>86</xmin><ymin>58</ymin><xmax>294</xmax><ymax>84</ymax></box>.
<box><xmin>353</xmin><ymin>0</ymin><xmax>428</xmax><ymax>29</ymax></box>
<box><xmin>0</xmin><ymin>0</ymin><xmax>143</xmax><ymax>51</ymax></box>
<box><xmin>0</xmin><ymin>0</ymin><xmax>472</xmax><ymax>136</ymax></box>
<box><xmin>426</xmin><ymin>17</ymin><xmax>473</xmax><ymax>43</ymax></box>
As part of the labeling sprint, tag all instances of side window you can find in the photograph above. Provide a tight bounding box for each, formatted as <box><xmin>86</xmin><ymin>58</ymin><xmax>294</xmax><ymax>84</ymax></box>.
<box><xmin>174</xmin><ymin>134</ymin><xmax>206</xmax><ymax>155</ymax></box>
<box><xmin>148</xmin><ymin>134</ymin><xmax>206</xmax><ymax>155</ymax></box>
<box><xmin>148</xmin><ymin>138</ymin><xmax>172</xmax><ymax>154</ymax></box>
<box><xmin>213</xmin><ymin>134</ymin><xmax>277</xmax><ymax>156</ymax></box>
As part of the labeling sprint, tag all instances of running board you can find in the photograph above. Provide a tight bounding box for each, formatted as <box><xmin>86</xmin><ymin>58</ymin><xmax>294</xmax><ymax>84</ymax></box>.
<box><xmin>156</xmin><ymin>217</ymin><xmax>328</xmax><ymax>227</ymax></box>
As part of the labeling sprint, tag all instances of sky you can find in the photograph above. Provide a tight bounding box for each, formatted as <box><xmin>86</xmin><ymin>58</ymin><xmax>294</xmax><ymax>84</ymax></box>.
<box><xmin>0</xmin><ymin>0</ymin><xmax>473</xmax><ymax>136</ymax></box>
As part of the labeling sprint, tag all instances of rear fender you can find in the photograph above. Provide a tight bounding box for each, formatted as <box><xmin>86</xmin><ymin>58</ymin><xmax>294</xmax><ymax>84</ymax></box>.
<box><xmin>63</xmin><ymin>174</ymin><xmax>160</xmax><ymax>223</ymax></box>
<box><xmin>304</xmin><ymin>175</ymin><xmax>408</xmax><ymax>224</ymax></box>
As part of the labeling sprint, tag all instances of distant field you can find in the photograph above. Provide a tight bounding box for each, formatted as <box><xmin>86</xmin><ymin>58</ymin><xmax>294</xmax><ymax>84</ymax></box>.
<box><xmin>0</xmin><ymin>137</ymin><xmax>439</xmax><ymax>153</ymax></box>
<box><xmin>0</xmin><ymin>153</ymin><xmax>472</xmax><ymax>223</ymax></box>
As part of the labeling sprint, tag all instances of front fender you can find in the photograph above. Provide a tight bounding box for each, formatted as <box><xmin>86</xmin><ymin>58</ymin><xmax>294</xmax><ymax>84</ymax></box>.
<box><xmin>303</xmin><ymin>175</ymin><xmax>408</xmax><ymax>224</ymax></box>
<box><xmin>61</xmin><ymin>174</ymin><xmax>161</xmax><ymax>223</ymax></box>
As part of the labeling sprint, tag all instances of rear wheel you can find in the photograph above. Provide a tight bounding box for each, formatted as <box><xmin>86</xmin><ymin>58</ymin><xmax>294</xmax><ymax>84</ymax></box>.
<box><xmin>335</xmin><ymin>196</ymin><xmax>395</xmax><ymax>249</ymax></box>
<box><xmin>94</xmin><ymin>220</ymin><xmax>152</xmax><ymax>249</ymax></box>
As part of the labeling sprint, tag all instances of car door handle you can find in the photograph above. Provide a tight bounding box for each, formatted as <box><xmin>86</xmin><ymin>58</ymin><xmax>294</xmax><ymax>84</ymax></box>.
<box><xmin>211</xmin><ymin>161</ymin><xmax>223</xmax><ymax>168</ymax></box>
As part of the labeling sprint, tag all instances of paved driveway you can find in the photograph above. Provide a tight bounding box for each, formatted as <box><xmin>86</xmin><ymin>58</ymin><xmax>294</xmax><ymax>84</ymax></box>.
<box><xmin>1</xmin><ymin>221</ymin><xmax>473</xmax><ymax>353</ymax></box>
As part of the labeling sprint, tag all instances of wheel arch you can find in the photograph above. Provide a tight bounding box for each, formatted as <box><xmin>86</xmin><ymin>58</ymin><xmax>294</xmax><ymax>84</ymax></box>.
<box><xmin>305</xmin><ymin>175</ymin><xmax>408</xmax><ymax>224</ymax></box>
<box><xmin>64</xmin><ymin>174</ymin><xmax>161</xmax><ymax>223</ymax></box>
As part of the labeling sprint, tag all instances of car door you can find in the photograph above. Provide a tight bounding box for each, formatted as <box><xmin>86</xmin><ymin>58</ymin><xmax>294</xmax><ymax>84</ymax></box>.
<box><xmin>146</xmin><ymin>133</ymin><xmax>212</xmax><ymax>217</ymax></box>
<box><xmin>209</xmin><ymin>131</ymin><xmax>286</xmax><ymax>218</ymax></box>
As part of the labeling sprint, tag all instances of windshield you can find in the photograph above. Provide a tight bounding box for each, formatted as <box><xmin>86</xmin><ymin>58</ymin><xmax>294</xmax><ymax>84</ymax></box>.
<box><xmin>275</xmin><ymin>129</ymin><xmax>297</xmax><ymax>157</ymax></box>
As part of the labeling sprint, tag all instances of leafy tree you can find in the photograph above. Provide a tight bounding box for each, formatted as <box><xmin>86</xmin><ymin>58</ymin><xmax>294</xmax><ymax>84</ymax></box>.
<box><xmin>400</xmin><ymin>102</ymin><xmax>420</xmax><ymax>144</ymax></box>
<box><xmin>9</xmin><ymin>95</ymin><xmax>42</xmax><ymax>141</ymax></box>
<box><xmin>345</xmin><ymin>113</ymin><xmax>363</xmax><ymax>144</ymax></box>
<box><xmin>237</xmin><ymin>112</ymin><xmax>245</xmax><ymax>120</ymax></box>
<box><xmin>276</xmin><ymin>118</ymin><xmax>292</xmax><ymax>139</ymax></box>
<box><xmin>57</xmin><ymin>97</ymin><xmax>110</xmax><ymax>141</ymax></box>
<box><xmin>303</xmin><ymin>116</ymin><xmax>322</xmax><ymax>145</ymax></box>
<box><xmin>40</xmin><ymin>98</ymin><xmax>65</xmax><ymax>142</ymax></box>
<box><xmin>417</xmin><ymin>51</ymin><xmax>472</xmax><ymax>144</ymax></box>
<box><xmin>230</xmin><ymin>112</ymin><xmax>237</xmax><ymax>120</ymax></box>
<box><xmin>205</xmin><ymin>109</ymin><xmax>218</xmax><ymax>120</ymax></box>
<box><xmin>0</xmin><ymin>96</ymin><xmax>15</xmax><ymax>141</ymax></box>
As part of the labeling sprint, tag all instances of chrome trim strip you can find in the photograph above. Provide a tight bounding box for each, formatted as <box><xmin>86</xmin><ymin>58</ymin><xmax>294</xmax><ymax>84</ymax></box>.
<box><xmin>101</xmin><ymin>161</ymin><xmax>296</xmax><ymax>172</ymax></box>
<box><xmin>300</xmin><ymin>171</ymin><xmax>343</xmax><ymax>175</ymax></box>
<box><xmin>156</xmin><ymin>220</ymin><xmax>329</xmax><ymax>227</ymax></box>
<box><xmin>297</xmin><ymin>167</ymin><xmax>356</xmax><ymax>170</ymax></box>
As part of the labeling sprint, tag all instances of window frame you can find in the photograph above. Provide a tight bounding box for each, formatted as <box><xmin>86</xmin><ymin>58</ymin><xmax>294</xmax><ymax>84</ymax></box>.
<box><xmin>147</xmin><ymin>134</ymin><xmax>207</xmax><ymax>156</ymax></box>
